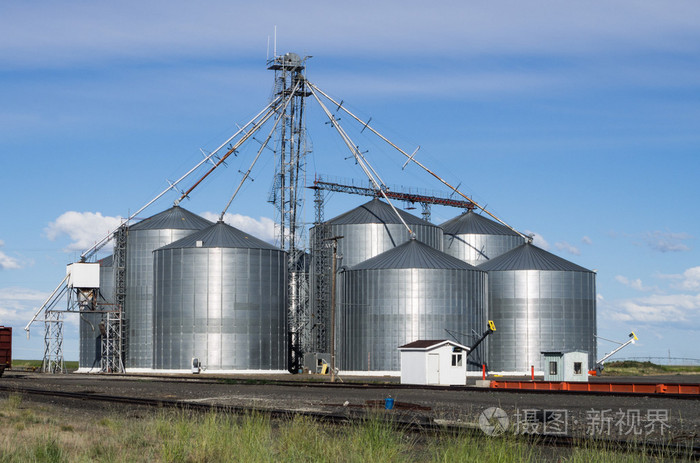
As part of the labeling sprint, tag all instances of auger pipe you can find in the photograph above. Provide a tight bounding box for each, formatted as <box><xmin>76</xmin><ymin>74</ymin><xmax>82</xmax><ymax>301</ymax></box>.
<box><xmin>24</xmin><ymin>274</ymin><xmax>70</xmax><ymax>337</ymax></box>
<box><xmin>597</xmin><ymin>333</ymin><xmax>638</xmax><ymax>366</ymax></box>
<box><xmin>466</xmin><ymin>322</ymin><xmax>496</xmax><ymax>354</ymax></box>
<box><xmin>308</xmin><ymin>82</ymin><xmax>527</xmax><ymax>241</ymax></box>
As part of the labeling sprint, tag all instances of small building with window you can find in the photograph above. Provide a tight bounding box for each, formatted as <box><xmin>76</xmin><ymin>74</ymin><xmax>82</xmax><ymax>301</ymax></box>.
<box><xmin>398</xmin><ymin>340</ymin><xmax>469</xmax><ymax>385</ymax></box>
<box><xmin>542</xmin><ymin>350</ymin><xmax>589</xmax><ymax>382</ymax></box>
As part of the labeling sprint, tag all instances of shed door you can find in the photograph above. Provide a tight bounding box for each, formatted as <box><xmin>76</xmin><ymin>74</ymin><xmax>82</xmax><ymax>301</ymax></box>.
<box><xmin>427</xmin><ymin>354</ymin><xmax>440</xmax><ymax>384</ymax></box>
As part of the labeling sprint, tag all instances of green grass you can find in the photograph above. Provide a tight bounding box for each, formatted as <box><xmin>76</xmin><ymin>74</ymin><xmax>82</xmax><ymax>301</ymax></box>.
<box><xmin>10</xmin><ymin>359</ymin><xmax>79</xmax><ymax>371</ymax></box>
<box><xmin>603</xmin><ymin>361</ymin><xmax>700</xmax><ymax>376</ymax></box>
<box><xmin>0</xmin><ymin>395</ymin><xmax>693</xmax><ymax>462</ymax></box>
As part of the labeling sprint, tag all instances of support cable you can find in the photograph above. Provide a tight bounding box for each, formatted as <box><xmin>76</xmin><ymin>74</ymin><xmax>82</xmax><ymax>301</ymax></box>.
<box><xmin>178</xmin><ymin>101</ymin><xmax>283</xmax><ymax>203</ymax></box>
<box><xmin>307</xmin><ymin>82</ymin><xmax>527</xmax><ymax>241</ymax></box>
<box><xmin>308</xmin><ymin>85</ymin><xmax>414</xmax><ymax>237</ymax></box>
<box><xmin>33</xmin><ymin>99</ymin><xmax>283</xmax><ymax>339</ymax></box>
<box><xmin>79</xmin><ymin>97</ymin><xmax>283</xmax><ymax>262</ymax></box>
<box><xmin>220</xmin><ymin>81</ymin><xmax>301</xmax><ymax>220</ymax></box>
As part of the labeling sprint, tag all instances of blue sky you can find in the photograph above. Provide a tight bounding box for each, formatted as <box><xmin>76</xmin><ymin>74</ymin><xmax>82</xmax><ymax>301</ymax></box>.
<box><xmin>1</xmin><ymin>1</ymin><xmax>698</xmax><ymax>362</ymax></box>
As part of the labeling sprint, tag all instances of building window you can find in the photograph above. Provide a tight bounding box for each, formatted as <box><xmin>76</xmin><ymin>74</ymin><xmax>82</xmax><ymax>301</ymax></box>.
<box><xmin>549</xmin><ymin>361</ymin><xmax>558</xmax><ymax>376</ymax></box>
<box><xmin>574</xmin><ymin>362</ymin><xmax>582</xmax><ymax>375</ymax></box>
<box><xmin>452</xmin><ymin>354</ymin><xmax>463</xmax><ymax>367</ymax></box>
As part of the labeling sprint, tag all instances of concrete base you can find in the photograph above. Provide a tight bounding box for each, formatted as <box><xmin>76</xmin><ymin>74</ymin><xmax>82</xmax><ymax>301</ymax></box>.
<box><xmin>474</xmin><ymin>380</ymin><xmax>491</xmax><ymax>388</ymax></box>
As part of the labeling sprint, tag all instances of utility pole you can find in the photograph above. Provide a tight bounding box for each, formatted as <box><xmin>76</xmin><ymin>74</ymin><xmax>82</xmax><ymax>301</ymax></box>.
<box><xmin>325</xmin><ymin>235</ymin><xmax>343</xmax><ymax>382</ymax></box>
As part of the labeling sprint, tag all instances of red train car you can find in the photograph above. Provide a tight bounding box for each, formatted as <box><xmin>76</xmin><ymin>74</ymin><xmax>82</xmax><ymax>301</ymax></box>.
<box><xmin>0</xmin><ymin>326</ymin><xmax>11</xmax><ymax>376</ymax></box>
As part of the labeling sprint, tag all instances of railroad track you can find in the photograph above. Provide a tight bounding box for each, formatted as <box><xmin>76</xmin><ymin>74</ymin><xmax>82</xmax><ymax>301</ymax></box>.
<box><xmin>31</xmin><ymin>371</ymin><xmax>700</xmax><ymax>400</ymax></box>
<box><xmin>1</xmin><ymin>383</ymin><xmax>698</xmax><ymax>459</ymax></box>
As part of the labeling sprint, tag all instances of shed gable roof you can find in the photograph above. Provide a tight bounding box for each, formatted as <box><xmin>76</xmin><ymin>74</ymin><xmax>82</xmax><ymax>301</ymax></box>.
<box><xmin>399</xmin><ymin>339</ymin><xmax>469</xmax><ymax>351</ymax></box>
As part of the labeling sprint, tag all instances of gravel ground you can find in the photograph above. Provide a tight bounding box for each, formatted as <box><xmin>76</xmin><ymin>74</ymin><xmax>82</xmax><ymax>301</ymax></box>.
<box><xmin>1</xmin><ymin>371</ymin><xmax>698</xmax><ymax>446</ymax></box>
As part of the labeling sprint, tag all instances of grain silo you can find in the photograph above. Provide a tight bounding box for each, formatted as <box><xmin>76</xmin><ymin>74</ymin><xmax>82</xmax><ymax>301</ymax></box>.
<box><xmin>152</xmin><ymin>221</ymin><xmax>287</xmax><ymax>372</ymax></box>
<box><xmin>316</xmin><ymin>198</ymin><xmax>443</xmax><ymax>268</ymax></box>
<box><xmin>310</xmin><ymin>198</ymin><xmax>444</xmax><ymax>354</ymax></box>
<box><xmin>441</xmin><ymin>209</ymin><xmax>524</xmax><ymax>266</ymax></box>
<box><xmin>337</xmin><ymin>238</ymin><xmax>487</xmax><ymax>374</ymax></box>
<box><xmin>478</xmin><ymin>242</ymin><xmax>597</xmax><ymax>374</ymax></box>
<box><xmin>78</xmin><ymin>255</ymin><xmax>114</xmax><ymax>371</ymax></box>
<box><xmin>125</xmin><ymin>206</ymin><xmax>212</xmax><ymax>369</ymax></box>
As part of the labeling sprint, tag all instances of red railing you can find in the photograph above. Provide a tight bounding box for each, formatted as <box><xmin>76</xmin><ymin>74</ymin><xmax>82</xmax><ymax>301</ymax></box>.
<box><xmin>490</xmin><ymin>380</ymin><xmax>700</xmax><ymax>395</ymax></box>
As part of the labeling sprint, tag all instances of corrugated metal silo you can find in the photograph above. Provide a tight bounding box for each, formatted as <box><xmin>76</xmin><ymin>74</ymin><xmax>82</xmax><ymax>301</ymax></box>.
<box><xmin>478</xmin><ymin>243</ymin><xmax>597</xmax><ymax>374</ymax></box>
<box><xmin>441</xmin><ymin>209</ymin><xmax>524</xmax><ymax>265</ymax></box>
<box><xmin>79</xmin><ymin>255</ymin><xmax>114</xmax><ymax>371</ymax></box>
<box><xmin>318</xmin><ymin>198</ymin><xmax>443</xmax><ymax>268</ymax></box>
<box><xmin>310</xmin><ymin>198</ymin><xmax>444</xmax><ymax>354</ymax></box>
<box><xmin>125</xmin><ymin>206</ymin><xmax>212</xmax><ymax>369</ymax></box>
<box><xmin>152</xmin><ymin>221</ymin><xmax>287</xmax><ymax>371</ymax></box>
<box><xmin>338</xmin><ymin>239</ymin><xmax>487</xmax><ymax>373</ymax></box>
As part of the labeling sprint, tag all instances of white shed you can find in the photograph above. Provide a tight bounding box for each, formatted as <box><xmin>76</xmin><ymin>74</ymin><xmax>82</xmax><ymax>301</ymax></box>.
<box><xmin>399</xmin><ymin>340</ymin><xmax>469</xmax><ymax>385</ymax></box>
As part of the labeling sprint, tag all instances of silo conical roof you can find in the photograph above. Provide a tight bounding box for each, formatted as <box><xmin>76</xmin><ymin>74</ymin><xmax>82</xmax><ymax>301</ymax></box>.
<box><xmin>441</xmin><ymin>210</ymin><xmax>520</xmax><ymax>236</ymax></box>
<box><xmin>477</xmin><ymin>242</ymin><xmax>591</xmax><ymax>272</ymax></box>
<box><xmin>351</xmin><ymin>238</ymin><xmax>478</xmax><ymax>270</ymax></box>
<box><xmin>129</xmin><ymin>206</ymin><xmax>213</xmax><ymax>231</ymax></box>
<box><xmin>327</xmin><ymin>198</ymin><xmax>432</xmax><ymax>226</ymax></box>
<box><xmin>158</xmin><ymin>221</ymin><xmax>281</xmax><ymax>251</ymax></box>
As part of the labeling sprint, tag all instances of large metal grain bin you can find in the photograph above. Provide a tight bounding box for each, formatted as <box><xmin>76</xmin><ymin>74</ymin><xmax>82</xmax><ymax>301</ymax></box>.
<box><xmin>310</xmin><ymin>198</ymin><xmax>444</xmax><ymax>354</ymax></box>
<box><xmin>125</xmin><ymin>206</ymin><xmax>212</xmax><ymax>369</ymax></box>
<box><xmin>441</xmin><ymin>209</ymin><xmax>524</xmax><ymax>266</ymax></box>
<box><xmin>478</xmin><ymin>243</ymin><xmax>597</xmax><ymax>374</ymax></box>
<box><xmin>338</xmin><ymin>238</ymin><xmax>487</xmax><ymax>373</ymax></box>
<box><xmin>317</xmin><ymin>198</ymin><xmax>443</xmax><ymax>269</ymax></box>
<box><xmin>152</xmin><ymin>221</ymin><xmax>287</xmax><ymax>371</ymax></box>
<box><xmin>79</xmin><ymin>255</ymin><xmax>114</xmax><ymax>371</ymax></box>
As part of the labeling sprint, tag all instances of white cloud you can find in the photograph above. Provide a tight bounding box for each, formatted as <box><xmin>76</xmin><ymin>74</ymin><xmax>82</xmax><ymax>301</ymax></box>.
<box><xmin>0</xmin><ymin>240</ymin><xmax>21</xmax><ymax>270</ymax></box>
<box><xmin>0</xmin><ymin>286</ymin><xmax>81</xmax><ymax>335</ymax></box>
<box><xmin>200</xmin><ymin>212</ymin><xmax>276</xmax><ymax>244</ymax></box>
<box><xmin>603</xmin><ymin>265</ymin><xmax>700</xmax><ymax>330</ymax></box>
<box><xmin>2</xmin><ymin>1</ymin><xmax>700</xmax><ymax>70</ymax></box>
<box><xmin>642</xmin><ymin>230</ymin><xmax>693</xmax><ymax>253</ymax></box>
<box><xmin>554</xmin><ymin>241</ymin><xmax>580</xmax><ymax>256</ymax></box>
<box><xmin>658</xmin><ymin>266</ymin><xmax>700</xmax><ymax>291</ymax></box>
<box><xmin>607</xmin><ymin>293</ymin><xmax>700</xmax><ymax>323</ymax></box>
<box><xmin>524</xmin><ymin>230</ymin><xmax>549</xmax><ymax>250</ymax></box>
<box><xmin>581</xmin><ymin>236</ymin><xmax>592</xmax><ymax>245</ymax></box>
<box><xmin>322</xmin><ymin>68</ymin><xmax>571</xmax><ymax>99</ymax></box>
<box><xmin>610</xmin><ymin>300</ymin><xmax>683</xmax><ymax>323</ymax></box>
<box><xmin>676</xmin><ymin>267</ymin><xmax>700</xmax><ymax>291</ymax></box>
<box><xmin>655</xmin><ymin>271</ymin><xmax>682</xmax><ymax>281</ymax></box>
<box><xmin>45</xmin><ymin>212</ymin><xmax>123</xmax><ymax>252</ymax></box>
<box><xmin>615</xmin><ymin>275</ymin><xmax>654</xmax><ymax>292</ymax></box>
<box><xmin>0</xmin><ymin>287</ymin><xmax>50</xmax><ymax>324</ymax></box>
